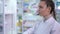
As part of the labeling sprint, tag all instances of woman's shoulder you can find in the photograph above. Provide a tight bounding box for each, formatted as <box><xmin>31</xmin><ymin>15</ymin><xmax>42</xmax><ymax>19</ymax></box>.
<box><xmin>51</xmin><ymin>21</ymin><xmax>60</xmax><ymax>34</ymax></box>
<box><xmin>50</xmin><ymin>17</ymin><xmax>60</xmax><ymax>30</ymax></box>
<box><xmin>54</xmin><ymin>21</ymin><xmax>60</xmax><ymax>29</ymax></box>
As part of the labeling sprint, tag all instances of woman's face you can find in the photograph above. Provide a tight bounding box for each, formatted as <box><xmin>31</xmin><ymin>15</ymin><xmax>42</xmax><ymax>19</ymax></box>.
<box><xmin>38</xmin><ymin>1</ymin><xmax>51</xmax><ymax>17</ymax></box>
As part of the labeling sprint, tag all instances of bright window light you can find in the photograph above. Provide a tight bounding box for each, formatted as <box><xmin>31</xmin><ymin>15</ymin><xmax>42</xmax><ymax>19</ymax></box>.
<box><xmin>58</xmin><ymin>6</ymin><xmax>60</xmax><ymax>9</ymax></box>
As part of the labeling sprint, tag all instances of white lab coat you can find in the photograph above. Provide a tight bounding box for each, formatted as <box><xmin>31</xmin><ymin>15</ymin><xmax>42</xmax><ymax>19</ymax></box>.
<box><xmin>23</xmin><ymin>16</ymin><xmax>60</xmax><ymax>34</ymax></box>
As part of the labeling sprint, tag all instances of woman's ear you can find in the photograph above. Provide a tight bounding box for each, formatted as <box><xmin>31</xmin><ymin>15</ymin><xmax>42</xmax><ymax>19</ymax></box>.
<box><xmin>47</xmin><ymin>7</ymin><xmax>51</xmax><ymax>13</ymax></box>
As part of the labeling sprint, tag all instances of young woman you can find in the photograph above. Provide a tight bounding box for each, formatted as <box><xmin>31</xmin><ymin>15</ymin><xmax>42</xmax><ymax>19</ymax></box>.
<box><xmin>23</xmin><ymin>0</ymin><xmax>60</xmax><ymax>34</ymax></box>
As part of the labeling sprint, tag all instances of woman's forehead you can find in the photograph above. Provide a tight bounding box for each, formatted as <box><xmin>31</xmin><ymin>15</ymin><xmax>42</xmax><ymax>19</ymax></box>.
<box><xmin>38</xmin><ymin>1</ymin><xmax>46</xmax><ymax>7</ymax></box>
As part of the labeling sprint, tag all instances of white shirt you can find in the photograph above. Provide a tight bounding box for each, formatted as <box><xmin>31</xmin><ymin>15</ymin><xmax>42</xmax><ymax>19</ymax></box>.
<box><xmin>23</xmin><ymin>16</ymin><xmax>60</xmax><ymax>34</ymax></box>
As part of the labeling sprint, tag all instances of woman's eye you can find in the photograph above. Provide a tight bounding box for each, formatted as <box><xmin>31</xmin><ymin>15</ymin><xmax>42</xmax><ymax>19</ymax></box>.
<box><xmin>39</xmin><ymin>6</ymin><xmax>43</xmax><ymax>8</ymax></box>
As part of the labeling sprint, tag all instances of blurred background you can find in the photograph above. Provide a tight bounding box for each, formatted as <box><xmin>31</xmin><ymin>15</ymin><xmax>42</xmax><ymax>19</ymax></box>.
<box><xmin>0</xmin><ymin>0</ymin><xmax>60</xmax><ymax>34</ymax></box>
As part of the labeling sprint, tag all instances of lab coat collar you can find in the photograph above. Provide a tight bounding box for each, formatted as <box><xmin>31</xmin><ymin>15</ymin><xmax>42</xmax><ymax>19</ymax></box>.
<box><xmin>44</xmin><ymin>16</ymin><xmax>55</xmax><ymax>23</ymax></box>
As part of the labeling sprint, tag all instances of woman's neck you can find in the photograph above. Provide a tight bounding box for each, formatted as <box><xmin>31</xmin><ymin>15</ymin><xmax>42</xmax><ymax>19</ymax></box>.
<box><xmin>44</xmin><ymin>14</ymin><xmax>52</xmax><ymax>21</ymax></box>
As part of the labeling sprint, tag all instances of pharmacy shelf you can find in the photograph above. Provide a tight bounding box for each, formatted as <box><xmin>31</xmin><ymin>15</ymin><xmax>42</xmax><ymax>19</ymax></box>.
<box><xmin>0</xmin><ymin>0</ymin><xmax>4</xmax><ymax>34</ymax></box>
<box><xmin>4</xmin><ymin>0</ymin><xmax>17</xmax><ymax>34</ymax></box>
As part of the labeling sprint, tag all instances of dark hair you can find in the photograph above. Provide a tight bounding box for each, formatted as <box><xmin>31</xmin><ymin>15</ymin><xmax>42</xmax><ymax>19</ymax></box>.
<box><xmin>40</xmin><ymin>0</ymin><xmax>56</xmax><ymax>20</ymax></box>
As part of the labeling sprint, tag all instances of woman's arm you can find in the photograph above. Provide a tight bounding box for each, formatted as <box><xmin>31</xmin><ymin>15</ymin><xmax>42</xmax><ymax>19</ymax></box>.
<box><xmin>23</xmin><ymin>27</ymin><xmax>35</xmax><ymax>34</ymax></box>
<box><xmin>23</xmin><ymin>21</ymin><xmax>40</xmax><ymax>34</ymax></box>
